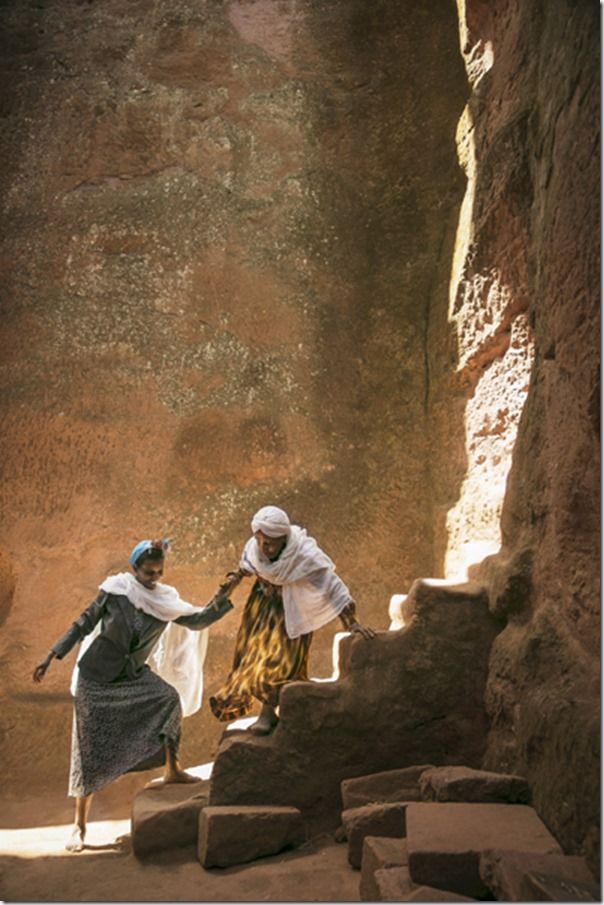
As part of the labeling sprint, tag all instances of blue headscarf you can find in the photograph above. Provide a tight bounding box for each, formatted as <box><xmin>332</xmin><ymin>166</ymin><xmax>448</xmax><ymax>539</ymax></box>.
<box><xmin>129</xmin><ymin>538</ymin><xmax>171</xmax><ymax>567</ymax></box>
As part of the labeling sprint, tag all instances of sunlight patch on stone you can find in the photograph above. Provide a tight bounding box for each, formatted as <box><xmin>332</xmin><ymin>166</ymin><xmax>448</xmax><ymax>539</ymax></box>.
<box><xmin>0</xmin><ymin>819</ymin><xmax>130</xmax><ymax>858</ymax></box>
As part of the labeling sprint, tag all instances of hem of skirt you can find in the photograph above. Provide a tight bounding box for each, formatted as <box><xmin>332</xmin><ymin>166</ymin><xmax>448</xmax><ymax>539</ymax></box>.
<box><xmin>68</xmin><ymin>731</ymin><xmax>179</xmax><ymax>797</ymax></box>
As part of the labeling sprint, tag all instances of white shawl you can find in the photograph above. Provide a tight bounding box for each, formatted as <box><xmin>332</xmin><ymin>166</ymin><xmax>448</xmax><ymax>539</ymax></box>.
<box><xmin>70</xmin><ymin>572</ymin><xmax>208</xmax><ymax>717</ymax></box>
<box><xmin>240</xmin><ymin>525</ymin><xmax>351</xmax><ymax>638</ymax></box>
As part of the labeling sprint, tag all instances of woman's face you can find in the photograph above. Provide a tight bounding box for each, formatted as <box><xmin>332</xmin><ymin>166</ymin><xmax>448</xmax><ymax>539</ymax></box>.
<box><xmin>254</xmin><ymin>530</ymin><xmax>287</xmax><ymax>562</ymax></box>
<box><xmin>134</xmin><ymin>557</ymin><xmax>164</xmax><ymax>590</ymax></box>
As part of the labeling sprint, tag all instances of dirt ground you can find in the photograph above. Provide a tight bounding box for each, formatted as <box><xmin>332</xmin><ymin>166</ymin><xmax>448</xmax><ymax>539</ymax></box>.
<box><xmin>0</xmin><ymin>783</ymin><xmax>360</xmax><ymax>904</ymax></box>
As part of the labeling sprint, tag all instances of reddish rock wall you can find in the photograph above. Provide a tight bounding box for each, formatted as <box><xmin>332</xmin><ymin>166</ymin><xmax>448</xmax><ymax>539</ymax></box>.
<box><xmin>0</xmin><ymin>0</ymin><xmax>466</xmax><ymax>793</ymax></box>
<box><xmin>456</xmin><ymin>0</ymin><xmax>600</xmax><ymax>870</ymax></box>
<box><xmin>0</xmin><ymin>0</ymin><xmax>597</xmax><ymax>872</ymax></box>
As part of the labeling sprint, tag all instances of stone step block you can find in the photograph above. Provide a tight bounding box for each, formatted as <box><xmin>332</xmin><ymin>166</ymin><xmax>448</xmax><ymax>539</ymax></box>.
<box><xmin>402</xmin><ymin>883</ymin><xmax>477</xmax><ymax>901</ymax></box>
<box><xmin>419</xmin><ymin>766</ymin><xmax>530</xmax><ymax>804</ymax></box>
<box><xmin>131</xmin><ymin>780</ymin><xmax>208</xmax><ymax>856</ymax></box>
<box><xmin>522</xmin><ymin>871</ymin><xmax>599</xmax><ymax>901</ymax></box>
<box><xmin>342</xmin><ymin>764</ymin><xmax>435</xmax><ymax>810</ymax></box>
<box><xmin>479</xmin><ymin>849</ymin><xmax>599</xmax><ymax>901</ymax></box>
<box><xmin>373</xmin><ymin>867</ymin><xmax>415</xmax><ymax>901</ymax></box>
<box><xmin>360</xmin><ymin>835</ymin><xmax>409</xmax><ymax>900</ymax></box>
<box><xmin>406</xmin><ymin>802</ymin><xmax>562</xmax><ymax>899</ymax></box>
<box><xmin>198</xmin><ymin>805</ymin><xmax>305</xmax><ymax>868</ymax></box>
<box><xmin>372</xmin><ymin>869</ymin><xmax>477</xmax><ymax>902</ymax></box>
<box><xmin>342</xmin><ymin>802</ymin><xmax>407</xmax><ymax>868</ymax></box>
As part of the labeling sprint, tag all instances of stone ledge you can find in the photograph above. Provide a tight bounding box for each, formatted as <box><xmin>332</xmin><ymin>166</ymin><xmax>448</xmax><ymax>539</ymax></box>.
<box><xmin>406</xmin><ymin>802</ymin><xmax>562</xmax><ymax>899</ymax></box>
<box><xmin>479</xmin><ymin>848</ymin><xmax>599</xmax><ymax>901</ymax></box>
<box><xmin>419</xmin><ymin>766</ymin><xmax>531</xmax><ymax>803</ymax></box>
<box><xmin>198</xmin><ymin>805</ymin><xmax>305</xmax><ymax>869</ymax></box>
<box><xmin>360</xmin><ymin>835</ymin><xmax>409</xmax><ymax>901</ymax></box>
<box><xmin>342</xmin><ymin>764</ymin><xmax>434</xmax><ymax>810</ymax></box>
<box><xmin>131</xmin><ymin>780</ymin><xmax>208</xmax><ymax>857</ymax></box>
<box><xmin>342</xmin><ymin>802</ymin><xmax>407</xmax><ymax>868</ymax></box>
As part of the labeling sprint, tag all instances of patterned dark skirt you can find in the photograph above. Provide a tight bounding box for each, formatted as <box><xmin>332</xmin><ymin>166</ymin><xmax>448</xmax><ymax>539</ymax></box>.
<box><xmin>209</xmin><ymin>580</ymin><xmax>312</xmax><ymax>721</ymax></box>
<box><xmin>68</xmin><ymin>666</ymin><xmax>181</xmax><ymax>797</ymax></box>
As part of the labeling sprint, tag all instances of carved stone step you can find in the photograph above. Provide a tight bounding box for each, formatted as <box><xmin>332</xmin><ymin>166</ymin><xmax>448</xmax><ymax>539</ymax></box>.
<box><xmin>342</xmin><ymin>764</ymin><xmax>434</xmax><ymax>810</ymax></box>
<box><xmin>479</xmin><ymin>849</ymin><xmax>600</xmax><ymax>901</ymax></box>
<box><xmin>198</xmin><ymin>805</ymin><xmax>305</xmax><ymax>869</ymax></box>
<box><xmin>131</xmin><ymin>780</ymin><xmax>209</xmax><ymax>857</ymax></box>
<box><xmin>360</xmin><ymin>836</ymin><xmax>410</xmax><ymax>900</ymax></box>
<box><xmin>342</xmin><ymin>801</ymin><xmax>408</xmax><ymax>868</ymax></box>
<box><xmin>419</xmin><ymin>766</ymin><xmax>531</xmax><ymax>804</ymax></box>
<box><xmin>406</xmin><ymin>802</ymin><xmax>562</xmax><ymax>899</ymax></box>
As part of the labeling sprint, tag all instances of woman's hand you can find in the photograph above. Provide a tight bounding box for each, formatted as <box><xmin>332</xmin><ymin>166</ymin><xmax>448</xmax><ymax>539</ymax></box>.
<box><xmin>349</xmin><ymin>621</ymin><xmax>376</xmax><ymax>640</ymax></box>
<box><xmin>339</xmin><ymin>602</ymin><xmax>376</xmax><ymax>639</ymax></box>
<box><xmin>32</xmin><ymin>652</ymin><xmax>55</xmax><ymax>683</ymax></box>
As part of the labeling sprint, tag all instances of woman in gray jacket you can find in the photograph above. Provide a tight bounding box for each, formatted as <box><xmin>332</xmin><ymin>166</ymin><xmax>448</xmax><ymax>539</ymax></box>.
<box><xmin>33</xmin><ymin>538</ymin><xmax>234</xmax><ymax>853</ymax></box>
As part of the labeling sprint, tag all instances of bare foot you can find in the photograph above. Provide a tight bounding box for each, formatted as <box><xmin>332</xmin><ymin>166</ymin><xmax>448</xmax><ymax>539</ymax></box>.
<box><xmin>249</xmin><ymin>713</ymin><xmax>278</xmax><ymax>736</ymax></box>
<box><xmin>249</xmin><ymin>702</ymin><xmax>279</xmax><ymax>736</ymax></box>
<box><xmin>160</xmin><ymin>769</ymin><xmax>200</xmax><ymax>785</ymax></box>
<box><xmin>65</xmin><ymin>826</ymin><xmax>85</xmax><ymax>853</ymax></box>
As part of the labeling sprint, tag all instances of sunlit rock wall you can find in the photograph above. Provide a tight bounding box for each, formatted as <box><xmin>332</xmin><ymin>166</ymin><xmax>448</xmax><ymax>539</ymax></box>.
<box><xmin>456</xmin><ymin>0</ymin><xmax>599</xmax><ymax>871</ymax></box>
<box><xmin>430</xmin><ymin>4</ymin><xmax>536</xmax><ymax>582</ymax></box>
<box><xmin>0</xmin><ymin>0</ymin><xmax>466</xmax><ymax>793</ymax></box>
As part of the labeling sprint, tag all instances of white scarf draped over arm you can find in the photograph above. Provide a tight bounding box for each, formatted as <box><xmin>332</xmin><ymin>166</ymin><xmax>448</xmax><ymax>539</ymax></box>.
<box><xmin>240</xmin><ymin>525</ymin><xmax>352</xmax><ymax>639</ymax></box>
<box><xmin>71</xmin><ymin>571</ymin><xmax>209</xmax><ymax>717</ymax></box>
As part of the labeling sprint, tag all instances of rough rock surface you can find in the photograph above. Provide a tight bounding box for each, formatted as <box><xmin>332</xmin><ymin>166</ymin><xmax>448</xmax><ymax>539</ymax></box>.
<box><xmin>359</xmin><ymin>836</ymin><xmax>409</xmax><ymax>901</ymax></box>
<box><xmin>478</xmin><ymin>849</ymin><xmax>599</xmax><ymax>903</ymax></box>
<box><xmin>343</xmin><ymin>804</ymin><xmax>407</xmax><ymax>870</ymax></box>
<box><xmin>342</xmin><ymin>765</ymin><xmax>432</xmax><ymax>810</ymax></box>
<box><xmin>0</xmin><ymin>0</ymin><xmax>467</xmax><ymax>797</ymax></box>
<box><xmin>372</xmin><ymin>868</ymin><xmax>415</xmax><ymax>903</ymax></box>
<box><xmin>455</xmin><ymin>0</ymin><xmax>600</xmax><ymax>872</ymax></box>
<box><xmin>418</xmin><ymin>766</ymin><xmax>530</xmax><ymax>804</ymax></box>
<box><xmin>131</xmin><ymin>780</ymin><xmax>208</xmax><ymax>856</ymax></box>
<box><xmin>406</xmin><ymin>802</ymin><xmax>562</xmax><ymax>899</ymax></box>
<box><xmin>403</xmin><ymin>885</ymin><xmax>476</xmax><ymax>903</ymax></box>
<box><xmin>209</xmin><ymin>580</ymin><xmax>500</xmax><ymax>830</ymax></box>
<box><xmin>198</xmin><ymin>805</ymin><xmax>305</xmax><ymax>869</ymax></box>
<box><xmin>0</xmin><ymin>0</ymin><xmax>597</xmax><ymax>882</ymax></box>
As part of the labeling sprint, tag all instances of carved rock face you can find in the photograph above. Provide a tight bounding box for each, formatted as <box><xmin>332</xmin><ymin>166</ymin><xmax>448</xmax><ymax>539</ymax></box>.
<box><xmin>0</xmin><ymin>0</ymin><xmax>466</xmax><ymax>790</ymax></box>
<box><xmin>0</xmin><ymin>0</ymin><xmax>598</xmax><ymax>874</ymax></box>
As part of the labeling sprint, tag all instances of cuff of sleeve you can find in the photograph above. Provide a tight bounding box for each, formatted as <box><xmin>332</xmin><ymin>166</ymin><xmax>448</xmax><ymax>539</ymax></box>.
<box><xmin>213</xmin><ymin>597</ymin><xmax>234</xmax><ymax>614</ymax></box>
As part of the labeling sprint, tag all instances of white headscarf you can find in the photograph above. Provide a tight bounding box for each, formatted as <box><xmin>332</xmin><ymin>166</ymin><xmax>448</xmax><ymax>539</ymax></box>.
<box><xmin>71</xmin><ymin>571</ymin><xmax>208</xmax><ymax>717</ymax></box>
<box><xmin>251</xmin><ymin>505</ymin><xmax>291</xmax><ymax>538</ymax></box>
<box><xmin>241</xmin><ymin>514</ymin><xmax>352</xmax><ymax>638</ymax></box>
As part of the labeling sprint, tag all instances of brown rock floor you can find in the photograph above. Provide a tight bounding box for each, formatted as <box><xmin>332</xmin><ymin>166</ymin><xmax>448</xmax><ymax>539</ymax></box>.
<box><xmin>0</xmin><ymin>790</ymin><xmax>359</xmax><ymax>903</ymax></box>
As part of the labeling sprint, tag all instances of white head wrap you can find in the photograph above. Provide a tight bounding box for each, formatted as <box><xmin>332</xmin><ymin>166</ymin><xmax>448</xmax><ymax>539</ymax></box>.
<box><xmin>240</xmin><ymin>524</ymin><xmax>352</xmax><ymax>639</ymax></box>
<box><xmin>251</xmin><ymin>505</ymin><xmax>291</xmax><ymax>538</ymax></box>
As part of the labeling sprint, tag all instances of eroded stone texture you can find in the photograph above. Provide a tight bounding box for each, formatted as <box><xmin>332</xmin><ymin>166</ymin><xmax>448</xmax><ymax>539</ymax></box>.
<box><xmin>341</xmin><ymin>764</ymin><xmax>432</xmax><ymax>810</ymax></box>
<box><xmin>209</xmin><ymin>580</ymin><xmax>499</xmax><ymax>830</ymax></box>
<box><xmin>454</xmin><ymin>0</ymin><xmax>600</xmax><ymax>871</ymax></box>
<box><xmin>403</xmin><ymin>885</ymin><xmax>476</xmax><ymax>903</ymax></box>
<box><xmin>360</xmin><ymin>836</ymin><xmax>409</xmax><ymax>901</ymax></box>
<box><xmin>406</xmin><ymin>802</ymin><xmax>562</xmax><ymax>899</ymax></box>
<box><xmin>343</xmin><ymin>803</ymin><xmax>407</xmax><ymax>869</ymax></box>
<box><xmin>0</xmin><ymin>0</ymin><xmax>467</xmax><ymax>797</ymax></box>
<box><xmin>478</xmin><ymin>849</ymin><xmax>599</xmax><ymax>903</ymax></box>
<box><xmin>131</xmin><ymin>781</ymin><xmax>208</xmax><ymax>857</ymax></box>
<box><xmin>373</xmin><ymin>867</ymin><xmax>416</xmax><ymax>903</ymax></box>
<box><xmin>198</xmin><ymin>805</ymin><xmax>305</xmax><ymax>868</ymax></box>
<box><xmin>418</xmin><ymin>766</ymin><xmax>530</xmax><ymax>804</ymax></box>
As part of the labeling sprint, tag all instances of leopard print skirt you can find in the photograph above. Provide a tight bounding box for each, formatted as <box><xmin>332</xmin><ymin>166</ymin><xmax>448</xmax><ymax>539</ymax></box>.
<box><xmin>209</xmin><ymin>580</ymin><xmax>312</xmax><ymax>721</ymax></box>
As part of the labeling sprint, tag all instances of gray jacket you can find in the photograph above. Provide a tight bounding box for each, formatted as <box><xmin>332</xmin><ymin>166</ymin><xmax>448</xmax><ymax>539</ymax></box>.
<box><xmin>52</xmin><ymin>590</ymin><xmax>233</xmax><ymax>684</ymax></box>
